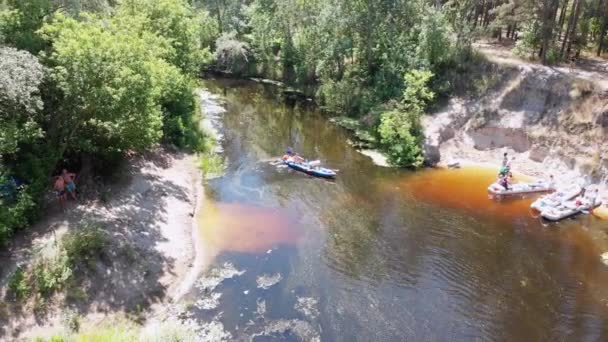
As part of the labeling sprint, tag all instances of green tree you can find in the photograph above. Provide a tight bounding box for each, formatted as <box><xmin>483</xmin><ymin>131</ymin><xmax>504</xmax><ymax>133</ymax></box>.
<box><xmin>39</xmin><ymin>13</ymin><xmax>174</xmax><ymax>157</ymax></box>
<box><xmin>378</xmin><ymin>70</ymin><xmax>434</xmax><ymax>168</ymax></box>
<box><xmin>0</xmin><ymin>0</ymin><xmax>52</xmax><ymax>53</ymax></box>
<box><xmin>0</xmin><ymin>47</ymin><xmax>48</xmax><ymax>246</ymax></box>
<box><xmin>0</xmin><ymin>47</ymin><xmax>46</xmax><ymax>156</ymax></box>
<box><xmin>119</xmin><ymin>0</ymin><xmax>212</xmax><ymax>75</ymax></box>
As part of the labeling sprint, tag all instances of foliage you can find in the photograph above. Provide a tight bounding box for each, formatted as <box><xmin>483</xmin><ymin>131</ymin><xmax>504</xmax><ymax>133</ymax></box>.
<box><xmin>33</xmin><ymin>251</ymin><xmax>73</xmax><ymax>297</ymax></box>
<box><xmin>416</xmin><ymin>9</ymin><xmax>453</xmax><ymax>70</ymax></box>
<box><xmin>0</xmin><ymin>47</ymin><xmax>45</xmax><ymax>156</ymax></box>
<box><xmin>6</xmin><ymin>223</ymin><xmax>106</xmax><ymax>301</ymax></box>
<box><xmin>378</xmin><ymin>70</ymin><xmax>434</xmax><ymax>168</ymax></box>
<box><xmin>0</xmin><ymin>0</ymin><xmax>52</xmax><ymax>53</ymax></box>
<box><xmin>34</xmin><ymin>323</ymin><xmax>139</xmax><ymax>342</ymax></box>
<box><xmin>213</xmin><ymin>32</ymin><xmax>250</xmax><ymax>75</ymax></box>
<box><xmin>8</xmin><ymin>266</ymin><xmax>30</xmax><ymax>300</ymax></box>
<box><xmin>0</xmin><ymin>0</ymin><xmax>213</xmax><ymax>246</ymax></box>
<box><xmin>378</xmin><ymin>110</ymin><xmax>424</xmax><ymax>168</ymax></box>
<box><xmin>197</xmin><ymin>127</ymin><xmax>225</xmax><ymax>178</ymax></box>
<box><xmin>139</xmin><ymin>319</ymin><xmax>201</xmax><ymax>342</ymax></box>
<box><xmin>39</xmin><ymin>13</ymin><xmax>171</xmax><ymax>156</ymax></box>
<box><xmin>0</xmin><ymin>47</ymin><xmax>49</xmax><ymax>246</ymax></box>
<box><xmin>62</xmin><ymin>224</ymin><xmax>106</xmax><ymax>268</ymax></box>
<box><xmin>118</xmin><ymin>0</ymin><xmax>212</xmax><ymax>75</ymax></box>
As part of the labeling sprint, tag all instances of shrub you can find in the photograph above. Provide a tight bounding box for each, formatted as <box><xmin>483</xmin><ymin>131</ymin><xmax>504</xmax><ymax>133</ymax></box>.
<box><xmin>32</xmin><ymin>253</ymin><xmax>72</xmax><ymax>297</ymax></box>
<box><xmin>8</xmin><ymin>266</ymin><xmax>30</xmax><ymax>300</ymax></box>
<box><xmin>62</xmin><ymin>225</ymin><xmax>106</xmax><ymax>268</ymax></box>
<box><xmin>378</xmin><ymin>110</ymin><xmax>424</xmax><ymax>168</ymax></box>
<box><xmin>213</xmin><ymin>32</ymin><xmax>250</xmax><ymax>75</ymax></box>
<box><xmin>377</xmin><ymin>70</ymin><xmax>434</xmax><ymax>168</ymax></box>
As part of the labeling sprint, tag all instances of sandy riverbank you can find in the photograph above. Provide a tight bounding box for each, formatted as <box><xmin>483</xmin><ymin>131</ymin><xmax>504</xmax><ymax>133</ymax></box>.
<box><xmin>356</xmin><ymin>143</ymin><xmax>608</xmax><ymax>219</ymax></box>
<box><xmin>0</xmin><ymin>147</ymin><xmax>206</xmax><ymax>340</ymax></box>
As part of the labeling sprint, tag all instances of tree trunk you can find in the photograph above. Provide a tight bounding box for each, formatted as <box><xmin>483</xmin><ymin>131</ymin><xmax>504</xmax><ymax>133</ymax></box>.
<box><xmin>215</xmin><ymin>0</ymin><xmax>224</xmax><ymax>34</ymax></box>
<box><xmin>598</xmin><ymin>1</ymin><xmax>608</xmax><ymax>55</ymax></box>
<box><xmin>564</xmin><ymin>0</ymin><xmax>583</xmax><ymax>57</ymax></box>
<box><xmin>540</xmin><ymin>0</ymin><xmax>559</xmax><ymax>64</ymax></box>
<box><xmin>474</xmin><ymin>0</ymin><xmax>485</xmax><ymax>28</ymax></box>
<box><xmin>483</xmin><ymin>0</ymin><xmax>492</xmax><ymax>28</ymax></box>
<box><xmin>557</xmin><ymin>0</ymin><xmax>570</xmax><ymax>41</ymax></box>
<box><xmin>561</xmin><ymin>0</ymin><xmax>579</xmax><ymax>57</ymax></box>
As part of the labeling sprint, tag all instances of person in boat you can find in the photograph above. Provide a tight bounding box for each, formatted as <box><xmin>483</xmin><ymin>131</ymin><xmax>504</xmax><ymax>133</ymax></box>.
<box><xmin>499</xmin><ymin>174</ymin><xmax>510</xmax><ymax>190</ymax></box>
<box><xmin>499</xmin><ymin>155</ymin><xmax>514</xmax><ymax>177</ymax></box>
<box><xmin>590</xmin><ymin>189</ymin><xmax>600</xmax><ymax>208</ymax></box>
<box><xmin>573</xmin><ymin>187</ymin><xmax>590</xmax><ymax>208</ymax></box>
<box><xmin>283</xmin><ymin>149</ymin><xmax>305</xmax><ymax>164</ymax></box>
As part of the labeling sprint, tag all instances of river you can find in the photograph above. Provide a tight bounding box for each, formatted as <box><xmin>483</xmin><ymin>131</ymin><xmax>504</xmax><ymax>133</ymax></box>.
<box><xmin>187</xmin><ymin>78</ymin><xmax>608</xmax><ymax>341</ymax></box>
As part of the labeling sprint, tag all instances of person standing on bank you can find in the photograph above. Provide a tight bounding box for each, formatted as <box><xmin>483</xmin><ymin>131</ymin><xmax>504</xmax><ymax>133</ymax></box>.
<box><xmin>61</xmin><ymin>169</ymin><xmax>77</xmax><ymax>201</ymax></box>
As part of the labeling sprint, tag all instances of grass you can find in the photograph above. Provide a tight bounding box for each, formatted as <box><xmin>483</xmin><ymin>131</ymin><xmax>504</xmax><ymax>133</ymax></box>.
<box><xmin>62</xmin><ymin>224</ymin><xmax>105</xmax><ymax>269</ymax></box>
<box><xmin>7</xmin><ymin>266</ymin><xmax>29</xmax><ymax>300</ymax></box>
<box><xmin>199</xmin><ymin>153</ymin><xmax>225</xmax><ymax>178</ymax></box>
<box><xmin>33</xmin><ymin>325</ymin><xmax>138</xmax><ymax>342</ymax></box>
<box><xmin>6</xmin><ymin>223</ymin><xmax>106</xmax><ymax>302</ymax></box>
<box><xmin>195</xmin><ymin>123</ymin><xmax>225</xmax><ymax>179</ymax></box>
<box><xmin>32</xmin><ymin>317</ymin><xmax>203</xmax><ymax>342</ymax></box>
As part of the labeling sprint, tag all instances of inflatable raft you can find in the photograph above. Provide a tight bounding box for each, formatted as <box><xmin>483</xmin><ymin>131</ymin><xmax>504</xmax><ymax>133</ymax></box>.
<box><xmin>530</xmin><ymin>185</ymin><xmax>581</xmax><ymax>211</ymax></box>
<box><xmin>540</xmin><ymin>199</ymin><xmax>602</xmax><ymax>222</ymax></box>
<box><xmin>488</xmin><ymin>180</ymin><xmax>554</xmax><ymax>196</ymax></box>
<box><xmin>284</xmin><ymin>161</ymin><xmax>337</xmax><ymax>179</ymax></box>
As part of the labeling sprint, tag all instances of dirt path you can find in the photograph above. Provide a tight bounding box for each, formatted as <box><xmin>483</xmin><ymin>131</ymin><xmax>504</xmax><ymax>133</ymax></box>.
<box><xmin>0</xmin><ymin>148</ymin><xmax>205</xmax><ymax>341</ymax></box>
<box><xmin>475</xmin><ymin>41</ymin><xmax>608</xmax><ymax>90</ymax></box>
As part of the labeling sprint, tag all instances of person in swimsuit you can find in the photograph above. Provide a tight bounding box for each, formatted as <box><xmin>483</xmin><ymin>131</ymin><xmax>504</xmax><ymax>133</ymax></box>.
<box><xmin>499</xmin><ymin>174</ymin><xmax>509</xmax><ymax>190</ymax></box>
<box><xmin>53</xmin><ymin>176</ymin><xmax>66</xmax><ymax>209</ymax></box>
<box><xmin>61</xmin><ymin>169</ymin><xmax>77</xmax><ymax>201</ymax></box>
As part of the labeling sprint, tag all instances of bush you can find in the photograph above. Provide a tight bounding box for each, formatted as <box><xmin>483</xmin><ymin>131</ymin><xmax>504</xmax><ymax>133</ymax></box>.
<box><xmin>316</xmin><ymin>72</ymin><xmax>375</xmax><ymax>116</ymax></box>
<box><xmin>8</xmin><ymin>266</ymin><xmax>30</xmax><ymax>300</ymax></box>
<box><xmin>33</xmin><ymin>253</ymin><xmax>72</xmax><ymax>297</ymax></box>
<box><xmin>378</xmin><ymin>110</ymin><xmax>424</xmax><ymax>168</ymax></box>
<box><xmin>377</xmin><ymin>70</ymin><xmax>434</xmax><ymax>168</ymax></box>
<box><xmin>8</xmin><ymin>224</ymin><xmax>106</xmax><ymax>301</ymax></box>
<box><xmin>213</xmin><ymin>32</ymin><xmax>250</xmax><ymax>75</ymax></box>
<box><xmin>62</xmin><ymin>225</ymin><xmax>106</xmax><ymax>268</ymax></box>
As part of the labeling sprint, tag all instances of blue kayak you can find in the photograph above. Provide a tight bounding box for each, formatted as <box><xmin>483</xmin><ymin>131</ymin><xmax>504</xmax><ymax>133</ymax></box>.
<box><xmin>284</xmin><ymin>161</ymin><xmax>336</xmax><ymax>179</ymax></box>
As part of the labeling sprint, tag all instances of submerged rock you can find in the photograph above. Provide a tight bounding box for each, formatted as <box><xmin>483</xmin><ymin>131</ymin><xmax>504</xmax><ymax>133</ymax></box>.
<box><xmin>197</xmin><ymin>262</ymin><xmax>245</xmax><ymax>292</ymax></box>
<box><xmin>256</xmin><ymin>273</ymin><xmax>282</xmax><ymax>289</ymax></box>
<box><xmin>295</xmin><ymin>297</ymin><xmax>320</xmax><ymax>319</ymax></box>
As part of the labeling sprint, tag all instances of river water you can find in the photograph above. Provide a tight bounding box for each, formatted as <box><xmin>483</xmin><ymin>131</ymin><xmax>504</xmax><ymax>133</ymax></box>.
<box><xmin>188</xmin><ymin>78</ymin><xmax>608</xmax><ymax>341</ymax></box>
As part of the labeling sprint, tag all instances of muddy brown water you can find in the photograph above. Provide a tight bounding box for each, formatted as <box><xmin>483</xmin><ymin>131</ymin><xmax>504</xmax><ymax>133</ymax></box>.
<box><xmin>189</xmin><ymin>78</ymin><xmax>608</xmax><ymax>341</ymax></box>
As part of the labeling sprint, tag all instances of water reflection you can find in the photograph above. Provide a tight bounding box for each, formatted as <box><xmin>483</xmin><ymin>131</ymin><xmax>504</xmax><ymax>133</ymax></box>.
<box><xmin>199</xmin><ymin>202</ymin><xmax>301</xmax><ymax>254</ymax></box>
<box><xmin>191</xmin><ymin>78</ymin><xmax>608</xmax><ymax>341</ymax></box>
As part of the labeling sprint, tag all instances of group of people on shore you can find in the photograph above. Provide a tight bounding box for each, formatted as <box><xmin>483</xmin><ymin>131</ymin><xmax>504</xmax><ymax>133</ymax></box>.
<box><xmin>53</xmin><ymin>169</ymin><xmax>77</xmax><ymax>209</ymax></box>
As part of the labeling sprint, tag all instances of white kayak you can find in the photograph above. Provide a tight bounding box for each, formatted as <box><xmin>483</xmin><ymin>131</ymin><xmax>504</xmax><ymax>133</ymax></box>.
<box><xmin>531</xmin><ymin>185</ymin><xmax>582</xmax><ymax>211</ymax></box>
<box><xmin>488</xmin><ymin>180</ymin><xmax>554</xmax><ymax>196</ymax></box>
<box><xmin>541</xmin><ymin>199</ymin><xmax>602</xmax><ymax>222</ymax></box>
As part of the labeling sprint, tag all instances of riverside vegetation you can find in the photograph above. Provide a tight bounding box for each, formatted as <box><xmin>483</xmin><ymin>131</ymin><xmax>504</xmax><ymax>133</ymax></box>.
<box><xmin>2</xmin><ymin>0</ymin><xmax>608</xmax><ymax>340</ymax></box>
<box><xmin>3</xmin><ymin>0</ymin><xmax>607</xmax><ymax>245</ymax></box>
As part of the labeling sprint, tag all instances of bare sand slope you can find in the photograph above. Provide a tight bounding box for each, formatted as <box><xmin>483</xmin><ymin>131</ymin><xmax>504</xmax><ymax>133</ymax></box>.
<box><xmin>0</xmin><ymin>148</ymin><xmax>204</xmax><ymax>341</ymax></box>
